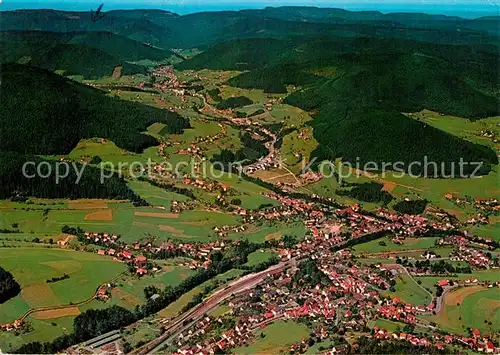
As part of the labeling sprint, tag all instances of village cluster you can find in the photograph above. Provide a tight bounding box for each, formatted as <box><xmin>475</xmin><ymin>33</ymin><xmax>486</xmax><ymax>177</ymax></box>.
<box><xmin>168</xmin><ymin>241</ymin><xmax>498</xmax><ymax>355</ymax></box>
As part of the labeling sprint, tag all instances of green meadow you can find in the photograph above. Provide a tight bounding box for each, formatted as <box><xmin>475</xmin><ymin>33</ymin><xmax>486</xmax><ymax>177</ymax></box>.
<box><xmin>117</xmin><ymin>263</ymin><xmax>196</xmax><ymax>302</ymax></box>
<box><xmin>422</xmin><ymin>286</ymin><xmax>500</xmax><ymax>336</ymax></box>
<box><xmin>0</xmin><ymin>247</ymin><xmax>126</xmax><ymax>321</ymax></box>
<box><xmin>384</xmin><ymin>274</ymin><xmax>433</xmax><ymax>306</ymax></box>
<box><xmin>233</xmin><ymin>320</ymin><xmax>309</xmax><ymax>354</ymax></box>
<box><xmin>352</xmin><ymin>237</ymin><xmax>439</xmax><ymax>254</ymax></box>
<box><xmin>244</xmin><ymin>250</ymin><xmax>278</xmax><ymax>267</ymax></box>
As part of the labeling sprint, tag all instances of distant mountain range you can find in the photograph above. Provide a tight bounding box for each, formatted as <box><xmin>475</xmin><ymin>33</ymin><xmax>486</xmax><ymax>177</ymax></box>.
<box><xmin>1</xmin><ymin>7</ymin><xmax>498</xmax><ymax>50</ymax></box>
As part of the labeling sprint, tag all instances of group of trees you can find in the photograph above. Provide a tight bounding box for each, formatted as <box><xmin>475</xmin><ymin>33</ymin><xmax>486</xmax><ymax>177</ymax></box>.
<box><xmin>393</xmin><ymin>199</ymin><xmax>428</xmax><ymax>215</ymax></box>
<box><xmin>16</xmin><ymin>306</ymin><xmax>136</xmax><ymax>354</ymax></box>
<box><xmin>0</xmin><ymin>152</ymin><xmax>149</xmax><ymax>202</ymax></box>
<box><xmin>46</xmin><ymin>274</ymin><xmax>70</xmax><ymax>283</ymax></box>
<box><xmin>207</xmin><ymin>88</ymin><xmax>223</xmax><ymax>102</ymax></box>
<box><xmin>215</xmin><ymin>96</ymin><xmax>253</xmax><ymax>110</ymax></box>
<box><xmin>355</xmin><ymin>335</ymin><xmax>454</xmax><ymax>354</ymax></box>
<box><xmin>396</xmin><ymin>257</ymin><xmax>473</xmax><ymax>274</ymax></box>
<box><xmin>0</xmin><ymin>266</ymin><xmax>21</xmax><ymax>304</ymax></box>
<box><xmin>211</xmin><ymin>132</ymin><xmax>269</xmax><ymax>167</ymax></box>
<box><xmin>293</xmin><ymin>259</ymin><xmax>331</xmax><ymax>287</ymax></box>
<box><xmin>336</xmin><ymin>182</ymin><xmax>393</xmax><ymax>205</ymax></box>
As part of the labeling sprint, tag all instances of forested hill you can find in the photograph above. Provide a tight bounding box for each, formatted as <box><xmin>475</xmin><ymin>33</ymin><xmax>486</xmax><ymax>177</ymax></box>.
<box><xmin>0</xmin><ymin>63</ymin><xmax>190</xmax><ymax>200</ymax></box>
<box><xmin>1</xmin><ymin>7</ymin><xmax>498</xmax><ymax>49</ymax></box>
<box><xmin>0</xmin><ymin>63</ymin><xmax>190</xmax><ymax>155</ymax></box>
<box><xmin>179</xmin><ymin>36</ymin><xmax>499</xmax><ymax>176</ymax></box>
<box><xmin>0</xmin><ymin>31</ymin><xmax>175</xmax><ymax>78</ymax></box>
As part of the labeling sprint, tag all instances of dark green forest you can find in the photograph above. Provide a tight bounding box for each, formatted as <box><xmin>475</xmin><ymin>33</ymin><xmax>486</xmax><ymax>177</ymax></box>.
<box><xmin>0</xmin><ymin>64</ymin><xmax>190</xmax><ymax>155</ymax></box>
<box><xmin>0</xmin><ymin>152</ymin><xmax>147</xmax><ymax>202</ymax></box>
<box><xmin>0</xmin><ymin>266</ymin><xmax>21</xmax><ymax>304</ymax></box>
<box><xmin>0</xmin><ymin>31</ymin><xmax>175</xmax><ymax>78</ymax></box>
<box><xmin>0</xmin><ymin>64</ymin><xmax>189</xmax><ymax>200</ymax></box>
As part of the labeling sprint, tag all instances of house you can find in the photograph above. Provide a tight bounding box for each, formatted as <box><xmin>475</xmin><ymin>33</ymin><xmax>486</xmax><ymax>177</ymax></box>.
<box><xmin>137</xmin><ymin>268</ymin><xmax>148</xmax><ymax>276</ymax></box>
<box><xmin>486</xmin><ymin>341</ymin><xmax>495</xmax><ymax>353</ymax></box>
<box><xmin>437</xmin><ymin>279</ymin><xmax>449</xmax><ymax>287</ymax></box>
<box><xmin>472</xmin><ymin>328</ymin><xmax>481</xmax><ymax>338</ymax></box>
<box><xmin>122</xmin><ymin>251</ymin><xmax>132</xmax><ymax>259</ymax></box>
<box><xmin>96</xmin><ymin>287</ymin><xmax>109</xmax><ymax>300</ymax></box>
<box><xmin>97</xmin><ymin>249</ymin><xmax>106</xmax><ymax>255</ymax></box>
<box><xmin>135</xmin><ymin>256</ymin><xmax>147</xmax><ymax>265</ymax></box>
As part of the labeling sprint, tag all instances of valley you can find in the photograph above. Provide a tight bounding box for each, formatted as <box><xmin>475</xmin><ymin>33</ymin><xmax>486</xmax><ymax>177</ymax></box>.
<box><xmin>0</xmin><ymin>5</ymin><xmax>499</xmax><ymax>355</ymax></box>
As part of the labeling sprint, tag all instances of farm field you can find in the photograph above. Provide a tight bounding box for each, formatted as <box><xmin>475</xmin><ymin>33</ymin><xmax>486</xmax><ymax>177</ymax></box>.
<box><xmin>415</xmin><ymin>270</ymin><xmax>500</xmax><ymax>291</ymax></box>
<box><xmin>244</xmin><ymin>250</ymin><xmax>278</xmax><ymax>267</ymax></box>
<box><xmin>215</xmin><ymin>268</ymin><xmax>245</xmax><ymax>281</ymax></box>
<box><xmin>127</xmin><ymin>180</ymin><xmax>191</xmax><ymax>209</ymax></box>
<box><xmin>374</xmin><ymin>319</ymin><xmax>407</xmax><ymax>332</ymax></box>
<box><xmin>0</xmin><ymin>315</ymin><xmax>75</xmax><ymax>352</ymax></box>
<box><xmin>0</xmin><ymin>247</ymin><xmax>125</xmax><ymax>352</ymax></box>
<box><xmin>352</xmin><ymin>237</ymin><xmax>439</xmax><ymax>254</ymax></box>
<box><xmin>0</xmin><ymin>247</ymin><xmax>126</xmax><ymax>320</ymax></box>
<box><xmin>66</xmin><ymin>138</ymin><xmax>159</xmax><ymax>173</ymax></box>
<box><xmin>0</xmin><ymin>198</ymin><xmax>245</xmax><ymax>243</ymax></box>
<box><xmin>233</xmin><ymin>320</ymin><xmax>309</xmax><ymax>354</ymax></box>
<box><xmin>467</xmin><ymin>223</ymin><xmax>500</xmax><ymax>242</ymax></box>
<box><xmin>422</xmin><ymin>286</ymin><xmax>500</xmax><ymax>336</ymax></box>
<box><xmin>116</xmin><ymin>263</ymin><xmax>196</xmax><ymax>302</ymax></box>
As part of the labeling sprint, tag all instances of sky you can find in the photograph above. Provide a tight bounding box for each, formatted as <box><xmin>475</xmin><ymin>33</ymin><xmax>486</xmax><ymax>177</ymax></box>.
<box><xmin>1</xmin><ymin>0</ymin><xmax>499</xmax><ymax>17</ymax></box>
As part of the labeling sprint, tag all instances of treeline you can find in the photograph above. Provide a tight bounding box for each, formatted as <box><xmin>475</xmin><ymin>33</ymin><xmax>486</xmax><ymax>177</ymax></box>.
<box><xmin>181</xmin><ymin>281</ymin><xmax>220</xmax><ymax>313</ymax></box>
<box><xmin>393</xmin><ymin>199</ymin><xmax>428</xmax><ymax>215</ymax></box>
<box><xmin>355</xmin><ymin>335</ymin><xmax>455</xmax><ymax>354</ymax></box>
<box><xmin>336</xmin><ymin>182</ymin><xmax>393</xmax><ymax>206</ymax></box>
<box><xmin>46</xmin><ymin>274</ymin><xmax>70</xmax><ymax>283</ymax></box>
<box><xmin>227</xmin><ymin>63</ymin><xmax>320</xmax><ymax>93</ymax></box>
<box><xmin>239</xmin><ymin>255</ymin><xmax>280</xmax><ymax>273</ymax></box>
<box><xmin>215</xmin><ymin>96</ymin><xmax>253</xmax><ymax>110</ymax></box>
<box><xmin>400</xmin><ymin>259</ymin><xmax>473</xmax><ymax>274</ymax></box>
<box><xmin>0</xmin><ymin>152</ymin><xmax>149</xmax><ymax>202</ymax></box>
<box><xmin>16</xmin><ymin>306</ymin><xmax>136</xmax><ymax>354</ymax></box>
<box><xmin>0</xmin><ymin>266</ymin><xmax>21</xmax><ymax>304</ymax></box>
<box><xmin>332</xmin><ymin>230</ymin><xmax>392</xmax><ymax>252</ymax></box>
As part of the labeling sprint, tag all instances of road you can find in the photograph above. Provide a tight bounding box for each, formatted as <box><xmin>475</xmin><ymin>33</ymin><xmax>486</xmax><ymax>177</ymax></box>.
<box><xmin>130</xmin><ymin>260</ymin><xmax>296</xmax><ymax>355</ymax></box>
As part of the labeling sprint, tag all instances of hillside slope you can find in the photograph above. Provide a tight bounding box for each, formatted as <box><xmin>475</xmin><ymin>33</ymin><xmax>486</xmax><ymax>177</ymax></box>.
<box><xmin>1</xmin><ymin>8</ymin><xmax>498</xmax><ymax>49</ymax></box>
<box><xmin>0</xmin><ymin>63</ymin><xmax>190</xmax><ymax>155</ymax></box>
<box><xmin>180</xmin><ymin>37</ymin><xmax>499</xmax><ymax>176</ymax></box>
<box><xmin>0</xmin><ymin>31</ymin><xmax>174</xmax><ymax>77</ymax></box>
